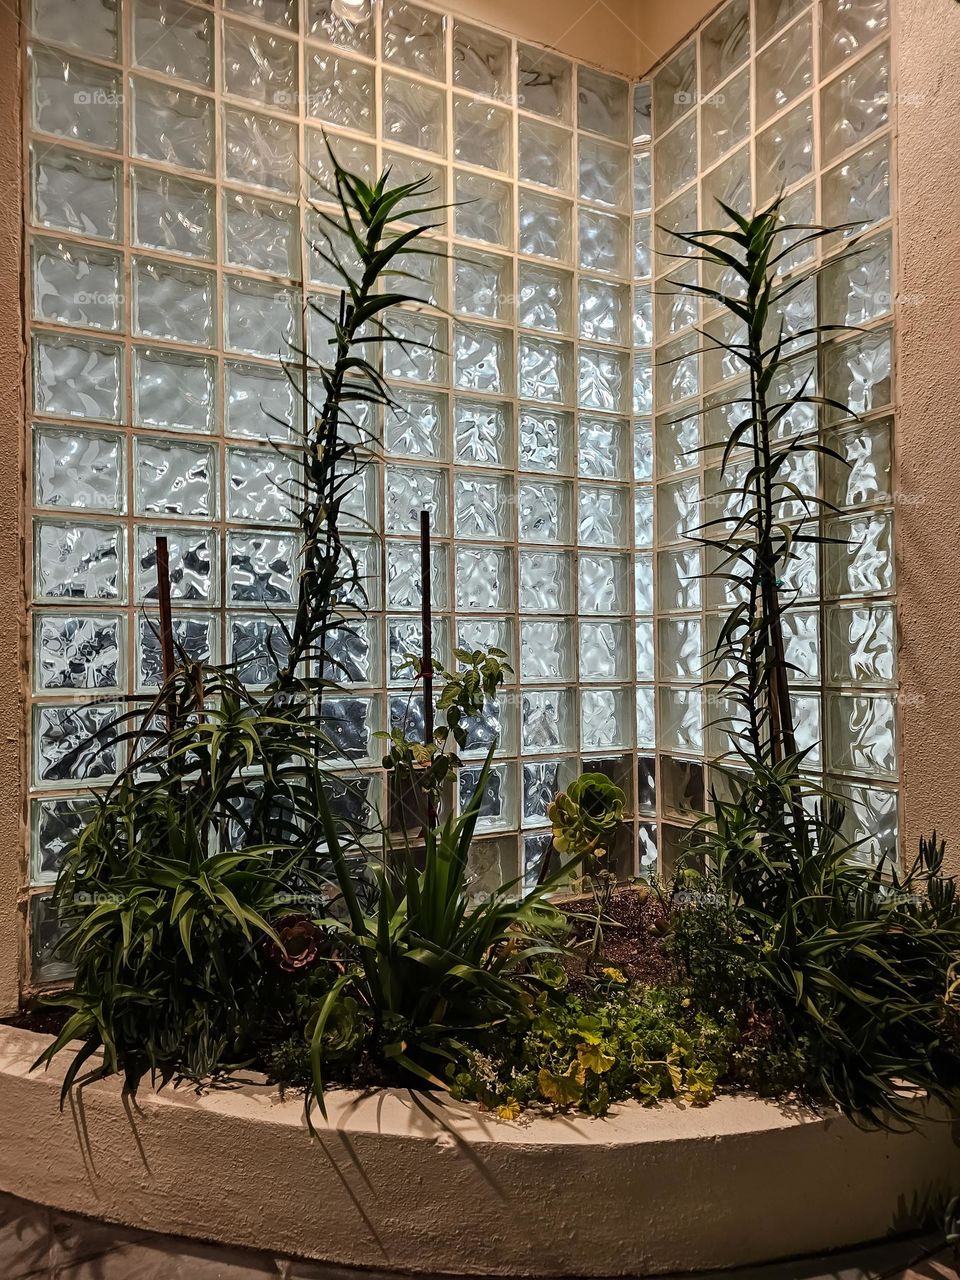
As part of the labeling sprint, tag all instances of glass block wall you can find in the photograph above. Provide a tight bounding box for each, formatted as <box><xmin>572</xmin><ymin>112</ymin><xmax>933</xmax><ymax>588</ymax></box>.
<box><xmin>23</xmin><ymin>0</ymin><xmax>654</xmax><ymax>983</ymax></box>
<box><xmin>640</xmin><ymin>0</ymin><xmax>898</xmax><ymax>864</ymax></box>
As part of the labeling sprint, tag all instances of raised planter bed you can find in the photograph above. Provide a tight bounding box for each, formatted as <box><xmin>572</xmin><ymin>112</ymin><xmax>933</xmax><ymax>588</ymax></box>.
<box><xmin>0</xmin><ymin>1025</ymin><xmax>957</xmax><ymax>1277</ymax></box>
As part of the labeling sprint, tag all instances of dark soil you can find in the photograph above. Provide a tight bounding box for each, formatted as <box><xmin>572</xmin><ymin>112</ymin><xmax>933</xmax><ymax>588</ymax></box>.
<box><xmin>562</xmin><ymin>886</ymin><xmax>676</xmax><ymax>987</ymax></box>
<box><xmin>1</xmin><ymin>1006</ymin><xmax>69</xmax><ymax>1036</ymax></box>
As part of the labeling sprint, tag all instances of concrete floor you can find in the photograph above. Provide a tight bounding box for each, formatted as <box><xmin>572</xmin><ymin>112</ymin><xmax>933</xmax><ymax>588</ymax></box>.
<box><xmin>0</xmin><ymin>1190</ymin><xmax>957</xmax><ymax>1280</ymax></box>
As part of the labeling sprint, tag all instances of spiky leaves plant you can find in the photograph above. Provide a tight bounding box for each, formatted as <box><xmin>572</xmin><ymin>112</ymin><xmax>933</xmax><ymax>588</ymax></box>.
<box><xmin>665</xmin><ymin>195</ymin><xmax>854</xmax><ymax>770</ymax></box>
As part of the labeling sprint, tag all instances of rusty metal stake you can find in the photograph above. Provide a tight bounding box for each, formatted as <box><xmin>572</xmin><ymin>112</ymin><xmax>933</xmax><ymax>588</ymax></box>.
<box><xmin>155</xmin><ymin>534</ymin><xmax>177</xmax><ymax>732</ymax></box>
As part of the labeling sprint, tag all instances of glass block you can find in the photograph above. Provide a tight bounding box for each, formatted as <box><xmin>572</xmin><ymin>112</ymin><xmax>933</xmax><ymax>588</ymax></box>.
<box><xmin>449</xmin><ymin>398</ymin><xmax>507</xmax><ymax>467</ymax></box>
<box><xmin>632</xmin><ymin>285</ymin><xmax>653</xmax><ymax>348</ymax></box>
<box><xmin>634</xmin><ymin>83</ymin><xmax>652</xmax><ymax>146</ymax></box>
<box><xmin>521</xmin><ymin>689</ymin><xmax>574</xmax><ymax>752</ymax></box>
<box><xmin>224</xmin><ymin>191</ymin><xmax>298</xmax><ymax>276</ymax></box>
<box><xmin>386</xmin><ymin>389</ymin><xmax>447</xmax><ymax>459</ymax></box>
<box><xmin>306</xmin><ymin>130</ymin><xmax>376</xmax><ymax>200</ymax></box>
<box><xmin>518</xmin><ymin>190</ymin><xmax>572</xmax><ymax>261</ymax></box>
<box><xmin>579</xmin><ymin>347</ymin><xmax>628</xmax><ymax>412</ymax></box>
<box><xmin>131</xmin><ymin>168</ymin><xmax>214</xmax><ymax>261</ymax></box>
<box><xmin>636</xmin><ymin>620</ymin><xmax>654</xmax><ymax>679</ymax></box>
<box><xmin>34</xmin><ymin>611</ymin><xmax>122</xmax><ymax>692</ymax></box>
<box><xmin>519</xmin><ymin>551</ymin><xmax>572</xmax><ymax>612</ymax></box>
<box><xmin>131</xmin><ymin>348</ymin><xmax>214</xmax><ymax>436</ymax></box>
<box><xmin>228</xmin><ymin>0</ymin><xmax>297</xmax><ymax>26</ymax></box>
<box><xmin>31</xmin><ymin>0</ymin><xmax>117</xmax><ymax>56</ymax></box>
<box><xmin>756</xmin><ymin>0</ymin><xmax>806</xmax><ymax>44</ymax></box>
<box><xmin>702</xmin><ymin>146</ymin><xmax>751</xmax><ymax>221</ymax></box>
<box><xmin>633</xmin><ymin>356</ymin><xmax>652</xmax><ymax>416</ymax></box>
<box><xmin>657</xmin><ymin>333</ymin><xmax>700</xmax><ymax>406</ymax></box>
<box><xmin>756</xmin><ymin>98</ymin><xmax>814</xmax><ymax>205</ymax></box>
<box><xmin>455</xmin><ymin>171</ymin><xmax>512</xmax><ymax>246</ymax></box>
<box><xmin>31</xmin><ymin>797</ymin><xmax>93</xmax><ymax>885</ymax></box>
<box><xmin>834</xmin><ymin>780</ymin><xmax>897</xmax><ymax>865</ymax></box>
<box><xmin>634</xmin><ymin>488</ymin><xmax>654</xmax><ymax>548</ymax></box>
<box><xmin>578</xmin><ymin>67</ymin><xmax>629</xmax><ymax>140</ymax></box>
<box><xmin>578</xmin><ymin>552</ymin><xmax>628</xmax><ymax>612</ymax></box>
<box><xmin>223</xmin><ymin>19</ymin><xmax>297</xmax><ymax>108</ymax></box>
<box><xmin>579</xmin><ymin>416</ymin><xmax>626</xmax><ymax>479</ymax></box>
<box><xmin>135</xmin><ymin>438</ymin><xmax>215</xmax><ymax>518</ymax></box>
<box><xmin>29</xmin><ymin>892</ymin><xmax>72</xmax><ymax>982</ymax></box>
<box><xmin>222</xmin><ymin>105</ymin><xmax>298</xmax><ymax>192</ymax></box>
<box><xmin>656</xmin><ymin>412</ymin><xmax>700</xmax><ymax>475</ymax></box>
<box><xmin>225</xmin><ymin>275</ymin><xmax>298</xmax><ymax>360</ymax></box>
<box><xmin>135</xmin><ymin>526</ymin><xmax>215</xmax><ymax>603</ymax></box>
<box><xmin>454</xmin><ymin>97</ymin><xmax>512</xmax><ymax>173</ymax></box>
<box><xmin>519</xmin><ymin>119</ymin><xmax>571</xmax><ymax>191</ymax></box>
<box><xmin>781</xmin><ymin>606</ymin><xmax>821</xmax><ymax>685</ymax></box>
<box><xmin>653</xmin><ymin>42</ymin><xmax>696</xmax><ymax>134</ymax></box>
<box><xmin>35</xmin><ymin>426</ymin><xmax>123</xmax><ymax>512</ymax></box>
<box><xmin>634</xmin><ymin>423</ymin><xmax>654</xmax><ymax>481</ymax></box>
<box><xmin>780</xmin><ymin>537</ymin><xmax>819</xmax><ymax>602</ymax></box>
<box><xmin>821</xmin><ymin>45</ymin><xmax>890</xmax><ymax>166</ymax></box>
<box><xmin>32</xmin><ymin>237</ymin><xmax>122</xmax><ymax>333</ymax></box>
<box><xmin>30</xmin><ymin>145</ymin><xmax>120</xmax><ymax>241</ymax></box>
<box><xmin>581</xmin><ymin>689</ymin><xmax>630</xmax><ymax>751</ymax></box>
<box><xmin>657</xmin><ymin>476</ymin><xmax>700</xmax><ymax>544</ymax></box>
<box><xmin>657</xmin><ymin>547</ymin><xmax>701</xmax><ymax>612</ymax></box>
<box><xmin>228</xmin><ymin>530</ymin><xmax>297</xmax><ymax>605</ymax></box>
<box><xmin>827</xmin><ymin>692</ymin><xmax>896</xmax><ymax>779</ymax></box>
<box><xmin>579</xmin><ymin>210</ymin><xmax>629</xmax><ymax>277</ymax></box>
<box><xmin>518</xmin><ymin>263</ymin><xmax>573</xmax><ymax>334</ymax></box>
<box><xmin>453</xmin><ymin>324</ymin><xmax>511</xmax><ymax>395</ymax></box>
<box><xmin>231</xmin><ymin>616</ymin><xmax>291</xmax><ymax>687</ymax></box>
<box><xmin>580</xmin><ymin>620</ymin><xmax>630</xmax><ymax>682</ymax></box>
<box><xmin>633</xmin><ymin>153</ymin><xmax>651</xmax><ymax>216</ymax></box>
<box><xmin>656</xmin><ymin>273</ymin><xmax>699</xmax><ymax>344</ymax></box>
<box><xmin>457</xmin><ymin>618</ymin><xmax>512</xmax><ymax>666</ymax></box>
<box><xmin>33</xmin><ymin>332</ymin><xmax>121</xmax><ymax>422</ymax></box>
<box><xmin>654</xmin><ymin>115</ymin><xmax>698</xmax><ymax>206</ymax></box>
<box><xmin>523</xmin><ymin>760</ymin><xmax>563</xmax><ymax>828</ymax></box>
<box><xmin>520</xmin><ymin>620</ymin><xmax>574</xmax><ymax>682</ymax></box>
<box><xmin>454</xmin><ymin>251</ymin><xmax>512</xmax><ymax>323</ymax></box>
<box><xmin>139</xmin><ymin>613</ymin><xmax>216</xmax><ymax>687</ymax></box>
<box><xmin>307</xmin><ymin>0</ymin><xmax>373</xmax><ymax>53</ymax></box>
<box><xmin>456</xmin><ymin>547</ymin><xmax>513</xmax><ymax>611</ymax></box>
<box><xmin>227</xmin><ymin>447</ymin><xmax>296</xmax><ymax>524</ymax></box>
<box><xmin>461</xmin><ymin>768</ymin><xmax>515</xmax><ymax>834</ymax></box>
<box><xmin>518</xmin><ymin>44</ymin><xmax>572</xmax><ymax>120</ymax></box>
<box><xmin>826</xmin><ymin>602</ymin><xmax>895</xmax><ymax>685</ymax></box>
<box><xmin>655</xmin><ymin>186</ymin><xmax>699</xmax><ymax>260</ymax></box>
<box><xmin>381</xmin><ymin>150</ymin><xmax>448</xmax><ymax>230</ymax></box>
<box><xmin>133</xmin><ymin>0</ymin><xmax>212</xmax><ymax>84</ymax></box>
<box><xmin>579</xmin><ymin>138</ymin><xmax>629</xmax><ymax>208</ymax></box>
<box><xmin>519</xmin><ymin>336</ymin><xmax>573</xmax><ymax>404</ymax></box>
<box><xmin>382</xmin><ymin>1</ymin><xmax>445</xmax><ymax>80</ymax></box>
<box><xmin>822</xmin><ymin>138</ymin><xmax>890</xmax><ymax>237</ymax></box>
<box><xmin>824</xmin><ymin>417</ymin><xmax>893</xmax><ymax>508</ymax></box>
<box><xmin>388</xmin><ymin>616</ymin><xmax>450</xmax><ymax>682</ymax></box>
<box><xmin>131</xmin><ymin>76</ymin><xmax>214</xmax><ymax>174</ymax></box>
<box><xmin>518</xmin><ymin>479</ymin><xmax>572</xmax><ymax>543</ymax></box>
<box><xmin>635</xmin><ymin>552</ymin><xmax>655</xmax><ymax>613</ymax></box>
<box><xmin>34</xmin><ymin>519</ymin><xmax>123</xmax><ymax>601</ymax></box>
<box><xmin>756</xmin><ymin>15</ymin><xmax>813</xmax><ymax>125</ymax></box>
<box><xmin>30</xmin><ymin>48</ymin><xmax>121</xmax><ymax>150</ymax></box>
<box><xmin>701</xmin><ymin>67</ymin><xmax>751</xmax><ymax>169</ymax></box>
<box><xmin>382</xmin><ymin>72</ymin><xmax>444</xmax><ymax>154</ymax></box>
<box><xmin>821</xmin><ymin>234</ymin><xmax>892</xmax><ymax>327</ymax></box>
<box><xmin>386</xmin><ymin>540</ymin><xmax>449</xmax><ymax>610</ymax></box>
<box><xmin>224</xmin><ymin>359</ymin><xmax>295</xmax><ymax>442</ymax></box>
<box><xmin>822</xmin><ymin>0</ymin><xmax>889</xmax><ymax>75</ymax></box>
<box><xmin>455</xmin><ymin>474</ymin><xmax>511</xmax><ymax>539</ymax></box>
<box><xmin>383</xmin><ymin>310</ymin><xmax>446</xmax><ymax>384</ymax></box>
<box><xmin>659</xmin><ymin>686</ymin><xmax>703</xmax><ymax>754</ymax></box>
<box><xmin>824</xmin><ymin>511</ymin><xmax>894</xmax><ymax>597</ymax></box>
<box><xmin>384</xmin><ymin>464</ymin><xmax>446</xmax><ymax>535</ymax></box>
<box><xmin>34</xmin><ymin>701</ymin><xmax>120</xmax><ymax>785</ymax></box>
<box><xmin>578</xmin><ymin>483</ymin><xmax>632</xmax><ymax>545</ymax></box>
<box><xmin>700</xmin><ymin>0</ymin><xmax>749</xmax><ymax>93</ymax></box>
<box><xmin>633</xmin><ymin>217</ymin><xmax>652</xmax><ymax>279</ymax></box>
<box><xmin>823</xmin><ymin>327</ymin><xmax>892</xmax><ymax>420</ymax></box>
<box><xmin>453</xmin><ymin>20</ymin><xmax>509</xmax><ymax>97</ymax></box>
<box><xmin>519</xmin><ymin>407</ymin><xmax>571</xmax><ymax>473</ymax></box>
<box><xmin>579</xmin><ymin>279</ymin><xmax>629</xmax><ymax>346</ymax></box>
<box><xmin>133</xmin><ymin>258</ymin><xmax>214</xmax><ymax>346</ymax></box>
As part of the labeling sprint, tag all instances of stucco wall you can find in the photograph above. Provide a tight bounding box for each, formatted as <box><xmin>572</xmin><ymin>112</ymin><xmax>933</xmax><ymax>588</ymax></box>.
<box><xmin>894</xmin><ymin>0</ymin><xmax>960</xmax><ymax>877</ymax></box>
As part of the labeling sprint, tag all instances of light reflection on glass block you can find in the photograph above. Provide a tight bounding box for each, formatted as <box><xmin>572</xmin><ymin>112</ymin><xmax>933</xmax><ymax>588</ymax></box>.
<box><xmin>456</xmin><ymin>547</ymin><xmax>512</xmax><ymax>611</ymax></box>
<box><xmin>756</xmin><ymin>14</ymin><xmax>813</xmax><ymax>125</ymax></box>
<box><xmin>518</xmin><ymin>190</ymin><xmax>573</xmax><ymax>261</ymax></box>
<box><xmin>700</xmin><ymin>0</ymin><xmax>749</xmax><ymax>92</ymax></box>
<box><xmin>578</xmin><ymin>66</ymin><xmax>629</xmax><ymax>140</ymax></box>
<box><xmin>578</xmin><ymin>486</ymin><xmax>627</xmax><ymax>547</ymax></box>
<box><xmin>633</xmin><ymin>356</ymin><xmax>652</xmax><ymax>416</ymax></box>
<box><xmin>633</xmin><ymin>286</ymin><xmax>653</xmax><ymax>348</ymax></box>
<box><xmin>454</xmin><ymin>323</ymin><xmax>511</xmax><ymax>394</ymax></box>
<box><xmin>519</xmin><ymin>118</ymin><xmax>572</xmax><ymax>191</ymax></box>
<box><xmin>456</xmin><ymin>171</ymin><xmax>512</xmax><ymax>246</ymax></box>
<box><xmin>636</xmin><ymin>620</ymin><xmax>654</xmax><ymax>680</ymax></box>
<box><xmin>579</xmin><ymin>279</ymin><xmax>628</xmax><ymax>345</ymax></box>
<box><xmin>579</xmin><ymin>347</ymin><xmax>628</xmax><ymax>412</ymax></box>
<box><xmin>655</xmin><ymin>186</ymin><xmax>699</xmax><ymax>260</ymax></box>
<box><xmin>455</xmin><ymin>474</ymin><xmax>511</xmax><ymax>539</ymax></box>
<box><xmin>580</xmin><ymin>620</ymin><xmax>630</xmax><ymax>682</ymax></box>
<box><xmin>659</xmin><ymin>686</ymin><xmax>703</xmax><ymax>754</ymax></box>
<box><xmin>225</xmin><ymin>360</ymin><xmax>294</xmax><ymax>442</ymax></box>
<box><xmin>31</xmin><ymin>796</ymin><xmax>94</xmax><ymax>885</ymax></box>
<box><xmin>321</xmin><ymin>695</ymin><xmax>376</xmax><ymax>761</ymax></box>
<box><xmin>657</xmin><ymin>547</ymin><xmax>701</xmax><ymax>611</ymax></box>
<box><xmin>637</xmin><ymin>686</ymin><xmax>655</xmax><ymax>749</ymax></box>
<box><xmin>523</xmin><ymin>760</ymin><xmax>562</xmax><ymax>827</ymax></box>
<box><xmin>656</xmin><ymin>412</ymin><xmax>700</xmax><ymax>475</ymax></box>
<box><xmin>454</xmin><ymin>250</ymin><xmax>512</xmax><ymax>322</ymax></box>
<box><xmin>519</xmin><ymin>407</ymin><xmax>570</xmax><ymax>473</ymax></box>
<box><xmin>634</xmin><ymin>423</ymin><xmax>653</xmax><ymax>481</ymax></box>
<box><xmin>385</xmin><ymin>465</ymin><xmax>447</xmax><ymax>535</ymax></box>
<box><xmin>135</xmin><ymin>438</ymin><xmax>215</xmax><ymax>518</ymax></box>
<box><xmin>652</xmin><ymin>42</ymin><xmax>695</xmax><ymax>135</ymax></box>
<box><xmin>578</xmin><ymin>552</ymin><xmax>627</xmax><ymax>613</ymax></box>
<box><xmin>383</xmin><ymin>0</ymin><xmax>445</xmax><ymax>79</ymax></box>
<box><xmin>325</xmin><ymin>620</ymin><xmax>375</xmax><ymax>685</ymax></box>
<box><xmin>133</xmin><ymin>257</ymin><xmax>214</xmax><ymax>344</ymax></box>
<box><xmin>702</xmin><ymin>146</ymin><xmax>751</xmax><ymax>222</ymax></box>
<box><xmin>826</xmin><ymin>602</ymin><xmax>895</xmax><ymax>685</ymax></box>
<box><xmin>821</xmin><ymin>0</ymin><xmax>889</xmax><ymax>76</ymax></box>
<box><xmin>518</xmin><ymin>478</ymin><xmax>570</xmax><ymax>543</ymax></box>
<box><xmin>522</xmin><ymin>689</ymin><xmax>574</xmax><ymax>752</ymax></box>
<box><xmin>386</xmin><ymin>390</ymin><xmax>447</xmax><ymax>460</ymax></box>
<box><xmin>654</xmin><ymin>116</ymin><xmax>697</xmax><ymax>203</ymax></box>
<box><xmin>381</xmin><ymin>150</ymin><xmax>447</xmax><ymax>230</ymax></box>
<box><xmin>822</xmin><ymin>137</ymin><xmax>890</xmax><ymax>237</ymax></box>
<box><xmin>387</xmin><ymin>540</ymin><xmax>448</xmax><ymax>610</ymax></box>
<box><xmin>223</xmin><ymin>18</ymin><xmax>297</xmax><ymax>107</ymax></box>
<box><xmin>833</xmin><ymin>779</ymin><xmax>897</xmax><ymax>865</ymax></box>
<box><xmin>136</xmin><ymin>525</ymin><xmax>215</xmax><ymax>603</ymax></box>
<box><xmin>519</xmin><ymin>551</ymin><xmax>572</xmax><ymax>612</ymax></box>
<box><xmin>519</xmin><ymin>336</ymin><xmax>572</xmax><ymax>404</ymax></box>
<box><xmin>383</xmin><ymin>71</ymin><xmax>445</xmax><ymax>154</ymax></box>
<box><xmin>383</xmin><ymin>310</ymin><xmax>446</xmax><ymax>384</ymax></box>
<box><xmin>821</xmin><ymin>45</ymin><xmax>889</xmax><ymax>166</ymax></box>
<box><xmin>453</xmin><ymin>19</ymin><xmax>509</xmax><ymax>97</ymax></box>
<box><xmin>134</xmin><ymin>0</ymin><xmax>213</xmax><ymax>84</ymax></box>
<box><xmin>520</xmin><ymin>620</ymin><xmax>574</xmax><ymax>681</ymax></box>
<box><xmin>32</xmin><ymin>0</ymin><xmax>118</xmax><ymax>57</ymax></box>
<box><xmin>824</xmin><ymin>417</ymin><xmax>893</xmax><ymax>508</ymax></box>
<box><xmin>224</xmin><ymin>190</ymin><xmax>297</xmax><ymax>275</ymax></box>
<box><xmin>228</xmin><ymin>530</ymin><xmax>297</xmax><ymax>604</ymax></box>
<box><xmin>519</xmin><ymin>44</ymin><xmax>572</xmax><ymax>121</ymax></box>
<box><xmin>579</xmin><ymin>209</ymin><xmax>629</xmax><ymax>277</ymax></box>
<box><xmin>701</xmin><ymin>67</ymin><xmax>750</xmax><ymax>169</ymax></box>
<box><xmin>35</xmin><ymin>426</ymin><xmax>123</xmax><ymax>512</ymax></box>
<box><xmin>32</xmin><ymin>237</ymin><xmax>122</xmax><ymax>332</ymax></box>
<box><xmin>756</xmin><ymin>97</ymin><xmax>814</xmax><ymax>204</ymax></box>
<box><xmin>35</xmin><ymin>519</ymin><xmax>123</xmax><ymax>601</ymax></box>
<box><xmin>782</xmin><ymin>607</ymin><xmax>821</xmax><ymax>684</ymax></box>
<box><xmin>635</xmin><ymin>553</ymin><xmax>654</xmax><ymax>614</ymax></box>
<box><xmin>657</xmin><ymin>476</ymin><xmax>700</xmax><ymax>544</ymax></box>
<box><xmin>454</xmin><ymin>97</ymin><xmax>512</xmax><ymax>173</ymax></box>
<box><xmin>824</xmin><ymin>511</ymin><xmax>894</xmax><ymax>598</ymax></box>
<box><xmin>454</xmin><ymin>398</ymin><xmax>510</xmax><ymax>467</ymax></box>
<box><xmin>821</xmin><ymin>234</ymin><xmax>892</xmax><ymax>327</ymax></box>
<box><xmin>581</xmin><ymin>689</ymin><xmax>629</xmax><ymax>750</ymax></box>
<box><xmin>579</xmin><ymin>137</ymin><xmax>629</xmax><ymax>208</ymax></box>
<box><xmin>388</xmin><ymin>616</ymin><xmax>449</xmax><ymax>682</ymax></box>
<box><xmin>634</xmin><ymin>216</ymin><xmax>651</xmax><ymax>279</ymax></box>
<box><xmin>130</xmin><ymin>76</ymin><xmax>214</xmax><ymax>173</ymax></box>
<box><xmin>657</xmin><ymin>617</ymin><xmax>701</xmax><ymax>681</ymax></box>
<box><xmin>34</xmin><ymin>611</ymin><xmax>122</xmax><ymax>692</ymax></box>
<box><xmin>307</xmin><ymin>0</ymin><xmax>374</xmax><ymax>53</ymax></box>
<box><xmin>227</xmin><ymin>446</ymin><xmax>296</xmax><ymax>523</ymax></box>
<box><xmin>578</xmin><ymin>417</ymin><xmax>625</xmax><ymax>480</ymax></box>
<box><xmin>34</xmin><ymin>701</ymin><xmax>120</xmax><ymax>785</ymax></box>
<box><xmin>31</xmin><ymin>48</ymin><xmax>122</xmax><ymax>150</ymax></box>
<box><xmin>823</xmin><ymin>327</ymin><xmax>892</xmax><ymax>420</ymax></box>
<box><xmin>223</xmin><ymin>105</ymin><xmax>298</xmax><ymax>192</ymax></box>
<box><xmin>31</xmin><ymin>144</ymin><xmax>120</xmax><ymax>241</ymax></box>
<box><xmin>518</xmin><ymin>263</ymin><xmax>574</xmax><ymax>334</ymax></box>
<box><xmin>634</xmin><ymin>488</ymin><xmax>653</xmax><ymax>549</ymax></box>
<box><xmin>33</xmin><ymin>331</ymin><xmax>122</xmax><ymax>422</ymax></box>
<box><xmin>225</xmin><ymin>277</ymin><xmax>296</xmax><ymax>360</ymax></box>
<box><xmin>657</xmin><ymin>333</ymin><xmax>700</xmax><ymax>406</ymax></box>
<box><xmin>140</xmin><ymin>612</ymin><xmax>216</xmax><ymax>686</ymax></box>
<box><xmin>827</xmin><ymin>692</ymin><xmax>896</xmax><ymax>779</ymax></box>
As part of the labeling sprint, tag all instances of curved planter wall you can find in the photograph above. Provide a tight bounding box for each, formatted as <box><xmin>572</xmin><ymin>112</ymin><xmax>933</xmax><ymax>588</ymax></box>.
<box><xmin>0</xmin><ymin>1026</ymin><xmax>957</xmax><ymax>1277</ymax></box>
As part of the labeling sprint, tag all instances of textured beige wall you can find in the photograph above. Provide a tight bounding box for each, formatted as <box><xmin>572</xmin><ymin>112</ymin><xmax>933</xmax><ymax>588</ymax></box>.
<box><xmin>633</xmin><ymin>0</ymin><xmax>719</xmax><ymax>74</ymax></box>
<box><xmin>0</xmin><ymin>0</ymin><xmax>24</xmax><ymax>1018</ymax></box>
<box><xmin>894</xmin><ymin>0</ymin><xmax>960</xmax><ymax>877</ymax></box>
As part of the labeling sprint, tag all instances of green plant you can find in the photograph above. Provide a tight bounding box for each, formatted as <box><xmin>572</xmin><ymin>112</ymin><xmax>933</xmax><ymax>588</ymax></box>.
<box><xmin>549</xmin><ymin>773</ymin><xmax>626</xmax><ymax>962</ymax></box>
<box><xmin>674</xmin><ymin>758</ymin><xmax>960</xmax><ymax>1126</ymax></box>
